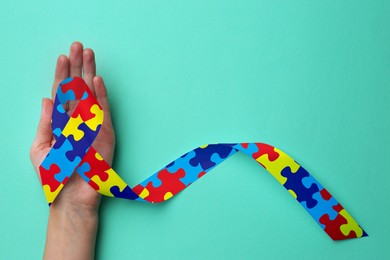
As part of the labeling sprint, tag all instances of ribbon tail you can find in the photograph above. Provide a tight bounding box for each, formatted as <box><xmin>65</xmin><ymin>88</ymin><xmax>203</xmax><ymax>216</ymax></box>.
<box><xmin>232</xmin><ymin>143</ymin><xmax>368</xmax><ymax>240</ymax></box>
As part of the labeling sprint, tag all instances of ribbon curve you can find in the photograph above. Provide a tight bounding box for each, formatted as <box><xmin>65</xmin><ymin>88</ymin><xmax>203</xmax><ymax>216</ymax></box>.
<box><xmin>39</xmin><ymin>77</ymin><xmax>368</xmax><ymax>240</ymax></box>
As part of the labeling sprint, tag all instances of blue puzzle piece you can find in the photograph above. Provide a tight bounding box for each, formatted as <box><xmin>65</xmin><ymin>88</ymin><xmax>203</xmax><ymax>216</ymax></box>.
<box><xmin>281</xmin><ymin>166</ymin><xmax>320</xmax><ymax>209</ymax></box>
<box><xmin>57</xmin><ymin>85</ymin><xmax>76</xmax><ymax>104</ymax></box>
<box><xmin>58</xmin><ymin>77</ymin><xmax>73</xmax><ymax>87</ymax></box>
<box><xmin>76</xmin><ymin>162</ymin><xmax>91</xmax><ymax>182</ymax></box>
<box><xmin>110</xmin><ymin>185</ymin><xmax>140</xmax><ymax>200</ymax></box>
<box><xmin>41</xmin><ymin>136</ymin><xmax>81</xmax><ymax>183</ymax></box>
<box><xmin>167</xmin><ymin>151</ymin><xmax>191</xmax><ymax>168</ymax></box>
<box><xmin>78</xmin><ymin>121</ymin><xmax>101</xmax><ymax>142</ymax></box>
<box><xmin>189</xmin><ymin>144</ymin><xmax>234</xmax><ymax>171</ymax></box>
<box><xmin>301</xmin><ymin>190</ymin><xmax>339</xmax><ymax>228</ymax></box>
<box><xmin>210</xmin><ymin>148</ymin><xmax>238</xmax><ymax>166</ymax></box>
<box><xmin>231</xmin><ymin>143</ymin><xmax>259</xmax><ymax>157</ymax></box>
<box><xmin>65</xmin><ymin>123</ymin><xmax>101</xmax><ymax>162</ymax></box>
<box><xmin>139</xmin><ymin>169</ymin><xmax>163</xmax><ymax>188</ymax></box>
<box><xmin>53</xmin><ymin>128</ymin><xmax>62</xmax><ymax>138</ymax></box>
<box><xmin>65</xmin><ymin>134</ymin><xmax>92</xmax><ymax>162</ymax></box>
<box><xmin>302</xmin><ymin>174</ymin><xmax>324</xmax><ymax>191</ymax></box>
<box><xmin>51</xmin><ymin>97</ymin><xmax>71</xmax><ymax>138</ymax></box>
<box><xmin>81</xmin><ymin>91</ymin><xmax>89</xmax><ymax>100</ymax></box>
<box><xmin>54</xmin><ymin>155</ymin><xmax>81</xmax><ymax>183</ymax></box>
<box><xmin>166</xmin><ymin>150</ymin><xmax>203</xmax><ymax>186</ymax></box>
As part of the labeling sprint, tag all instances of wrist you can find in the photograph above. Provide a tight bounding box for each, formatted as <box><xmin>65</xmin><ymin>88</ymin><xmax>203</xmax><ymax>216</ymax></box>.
<box><xmin>50</xmin><ymin>202</ymin><xmax>99</xmax><ymax>223</ymax></box>
<box><xmin>50</xmin><ymin>195</ymin><xmax>100</xmax><ymax>217</ymax></box>
<box><xmin>44</xmin><ymin>198</ymin><xmax>99</xmax><ymax>259</ymax></box>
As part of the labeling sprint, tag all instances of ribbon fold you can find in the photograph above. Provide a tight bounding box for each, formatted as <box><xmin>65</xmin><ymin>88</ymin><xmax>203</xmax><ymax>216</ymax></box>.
<box><xmin>39</xmin><ymin>77</ymin><xmax>368</xmax><ymax>240</ymax></box>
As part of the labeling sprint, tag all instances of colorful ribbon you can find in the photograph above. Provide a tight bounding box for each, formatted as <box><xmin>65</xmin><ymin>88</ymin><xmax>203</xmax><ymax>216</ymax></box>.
<box><xmin>39</xmin><ymin>77</ymin><xmax>368</xmax><ymax>240</ymax></box>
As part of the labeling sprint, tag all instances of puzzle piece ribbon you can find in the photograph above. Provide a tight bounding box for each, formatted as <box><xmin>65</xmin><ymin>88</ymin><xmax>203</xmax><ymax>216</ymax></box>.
<box><xmin>39</xmin><ymin>77</ymin><xmax>368</xmax><ymax>241</ymax></box>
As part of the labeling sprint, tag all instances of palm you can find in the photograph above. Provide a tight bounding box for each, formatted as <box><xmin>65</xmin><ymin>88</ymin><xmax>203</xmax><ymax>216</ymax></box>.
<box><xmin>30</xmin><ymin>42</ymin><xmax>115</xmax><ymax>210</ymax></box>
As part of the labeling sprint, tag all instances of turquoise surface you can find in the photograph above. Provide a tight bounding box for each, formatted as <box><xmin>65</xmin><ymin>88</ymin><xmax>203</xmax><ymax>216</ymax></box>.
<box><xmin>0</xmin><ymin>1</ymin><xmax>389</xmax><ymax>259</ymax></box>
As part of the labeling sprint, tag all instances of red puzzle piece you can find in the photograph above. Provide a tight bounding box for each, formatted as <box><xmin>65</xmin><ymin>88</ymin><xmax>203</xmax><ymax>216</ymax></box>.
<box><xmin>39</xmin><ymin>164</ymin><xmax>66</xmax><ymax>192</ymax></box>
<box><xmin>134</xmin><ymin>168</ymin><xmax>187</xmax><ymax>203</ymax></box>
<box><xmin>80</xmin><ymin>148</ymin><xmax>110</xmax><ymax>190</ymax></box>
<box><xmin>319</xmin><ymin>204</ymin><xmax>358</xmax><ymax>240</ymax></box>
<box><xmin>251</xmin><ymin>143</ymin><xmax>280</xmax><ymax>161</ymax></box>
<box><xmin>61</xmin><ymin>77</ymin><xmax>88</xmax><ymax>100</ymax></box>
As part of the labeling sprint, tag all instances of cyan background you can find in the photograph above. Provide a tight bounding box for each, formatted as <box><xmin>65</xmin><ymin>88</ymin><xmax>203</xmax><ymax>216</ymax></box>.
<box><xmin>0</xmin><ymin>0</ymin><xmax>389</xmax><ymax>259</ymax></box>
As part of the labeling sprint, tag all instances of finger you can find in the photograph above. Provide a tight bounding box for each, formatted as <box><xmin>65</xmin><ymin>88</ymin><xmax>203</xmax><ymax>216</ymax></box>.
<box><xmin>67</xmin><ymin>42</ymin><xmax>84</xmax><ymax>113</ymax></box>
<box><xmin>33</xmin><ymin>98</ymin><xmax>54</xmax><ymax>147</ymax></box>
<box><xmin>51</xmin><ymin>55</ymin><xmax>69</xmax><ymax>101</ymax></box>
<box><xmin>82</xmin><ymin>48</ymin><xmax>96</xmax><ymax>96</ymax></box>
<box><xmin>69</xmin><ymin>42</ymin><xmax>83</xmax><ymax>77</ymax></box>
<box><xmin>94</xmin><ymin>76</ymin><xmax>113</xmax><ymax>124</ymax></box>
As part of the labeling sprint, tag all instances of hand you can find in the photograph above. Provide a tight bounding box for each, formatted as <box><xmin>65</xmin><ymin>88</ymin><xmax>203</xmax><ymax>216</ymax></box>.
<box><xmin>30</xmin><ymin>42</ymin><xmax>115</xmax><ymax>259</ymax></box>
<box><xmin>30</xmin><ymin>42</ymin><xmax>115</xmax><ymax>211</ymax></box>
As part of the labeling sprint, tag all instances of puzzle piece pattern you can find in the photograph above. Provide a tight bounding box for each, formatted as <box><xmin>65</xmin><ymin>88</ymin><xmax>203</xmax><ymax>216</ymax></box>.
<box><xmin>39</xmin><ymin>77</ymin><xmax>367</xmax><ymax>241</ymax></box>
<box><xmin>133</xmin><ymin>145</ymin><xmax>238</xmax><ymax>203</ymax></box>
<box><xmin>39</xmin><ymin>77</ymin><xmax>102</xmax><ymax>205</ymax></box>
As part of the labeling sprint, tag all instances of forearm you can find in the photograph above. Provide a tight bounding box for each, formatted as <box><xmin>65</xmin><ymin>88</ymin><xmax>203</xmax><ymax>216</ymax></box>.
<box><xmin>43</xmin><ymin>203</ymin><xmax>99</xmax><ymax>260</ymax></box>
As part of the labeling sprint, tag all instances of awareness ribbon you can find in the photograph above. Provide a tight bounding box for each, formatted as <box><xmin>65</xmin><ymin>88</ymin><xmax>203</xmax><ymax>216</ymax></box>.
<box><xmin>39</xmin><ymin>77</ymin><xmax>367</xmax><ymax>241</ymax></box>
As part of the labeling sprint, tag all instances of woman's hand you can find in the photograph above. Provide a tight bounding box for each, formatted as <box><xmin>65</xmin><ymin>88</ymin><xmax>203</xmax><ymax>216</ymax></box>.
<box><xmin>30</xmin><ymin>42</ymin><xmax>115</xmax><ymax>259</ymax></box>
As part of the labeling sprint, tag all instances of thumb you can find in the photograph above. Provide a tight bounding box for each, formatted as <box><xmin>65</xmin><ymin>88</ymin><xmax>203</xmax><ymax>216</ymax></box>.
<box><xmin>33</xmin><ymin>98</ymin><xmax>54</xmax><ymax>147</ymax></box>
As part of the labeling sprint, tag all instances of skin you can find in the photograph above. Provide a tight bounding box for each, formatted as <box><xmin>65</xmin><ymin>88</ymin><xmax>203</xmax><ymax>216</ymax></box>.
<box><xmin>30</xmin><ymin>42</ymin><xmax>115</xmax><ymax>259</ymax></box>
